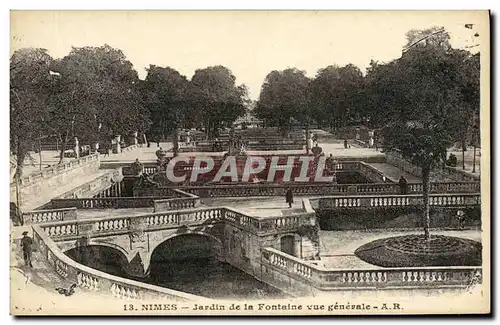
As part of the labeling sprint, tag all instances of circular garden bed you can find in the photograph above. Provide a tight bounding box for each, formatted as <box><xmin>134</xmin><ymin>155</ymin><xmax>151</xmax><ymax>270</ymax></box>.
<box><xmin>354</xmin><ymin>234</ymin><xmax>482</xmax><ymax>267</ymax></box>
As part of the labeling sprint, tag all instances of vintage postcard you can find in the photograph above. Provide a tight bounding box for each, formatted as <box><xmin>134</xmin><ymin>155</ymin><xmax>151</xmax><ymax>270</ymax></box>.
<box><xmin>9</xmin><ymin>10</ymin><xmax>490</xmax><ymax>316</ymax></box>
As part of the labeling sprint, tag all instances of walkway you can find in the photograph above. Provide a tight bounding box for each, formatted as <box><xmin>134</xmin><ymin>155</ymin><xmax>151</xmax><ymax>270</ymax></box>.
<box><xmin>368</xmin><ymin>163</ymin><xmax>421</xmax><ymax>183</ymax></box>
<box><xmin>10</xmin><ymin>240</ymin><xmax>115</xmax><ymax>315</ymax></box>
<box><xmin>318</xmin><ymin>229</ymin><xmax>482</xmax><ymax>269</ymax></box>
<box><xmin>201</xmin><ymin>197</ymin><xmax>309</xmax><ymax>217</ymax></box>
<box><xmin>60</xmin><ymin>197</ymin><xmax>312</xmax><ymax>221</ymax></box>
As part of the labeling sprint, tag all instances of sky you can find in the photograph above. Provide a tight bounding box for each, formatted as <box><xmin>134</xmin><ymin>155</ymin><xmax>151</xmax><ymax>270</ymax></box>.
<box><xmin>10</xmin><ymin>10</ymin><xmax>487</xmax><ymax>100</ymax></box>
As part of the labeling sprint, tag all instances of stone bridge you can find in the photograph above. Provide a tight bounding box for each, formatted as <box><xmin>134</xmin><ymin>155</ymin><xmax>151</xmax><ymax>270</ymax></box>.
<box><xmin>36</xmin><ymin>202</ymin><xmax>319</xmax><ymax>281</ymax></box>
<box><xmin>29</xmin><ymin>191</ymin><xmax>483</xmax><ymax>300</ymax></box>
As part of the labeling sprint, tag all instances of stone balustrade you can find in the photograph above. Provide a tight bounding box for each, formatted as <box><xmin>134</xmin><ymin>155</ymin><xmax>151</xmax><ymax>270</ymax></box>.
<box><xmin>122</xmin><ymin>165</ymin><xmax>157</xmax><ymax>176</ymax></box>
<box><xmin>50</xmin><ymin>197</ymin><xmax>169</xmax><ymax>209</ymax></box>
<box><xmin>153</xmin><ymin>189</ymin><xmax>200</xmax><ymax>212</ymax></box>
<box><xmin>22</xmin><ymin>207</ymin><xmax>78</xmax><ymax>225</ymax></box>
<box><xmin>356</xmin><ymin>161</ymin><xmax>391</xmax><ymax>183</ymax></box>
<box><xmin>32</xmin><ymin>224</ymin><xmax>205</xmax><ymax>301</ymax></box>
<box><xmin>39</xmin><ymin>204</ymin><xmax>316</xmax><ymax>242</ymax></box>
<box><xmin>386</xmin><ymin>151</ymin><xmax>480</xmax><ymax>182</ymax></box>
<box><xmin>314</xmin><ymin>193</ymin><xmax>481</xmax><ymax>210</ymax></box>
<box><xmin>176</xmin><ymin>181</ymin><xmax>479</xmax><ymax>198</ymax></box>
<box><xmin>52</xmin><ymin>169</ymin><xmax>124</xmax><ymax>200</ymax></box>
<box><xmin>121</xmin><ymin>143</ymin><xmax>143</xmax><ymax>153</ymax></box>
<box><xmin>13</xmin><ymin>153</ymin><xmax>100</xmax><ymax>187</ymax></box>
<box><xmin>261</xmin><ymin>247</ymin><xmax>482</xmax><ymax>292</ymax></box>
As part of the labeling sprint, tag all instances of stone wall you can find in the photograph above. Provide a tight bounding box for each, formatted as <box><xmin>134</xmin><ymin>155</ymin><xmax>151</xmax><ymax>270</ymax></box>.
<box><xmin>11</xmin><ymin>154</ymin><xmax>100</xmax><ymax>210</ymax></box>
<box><xmin>317</xmin><ymin>206</ymin><xmax>481</xmax><ymax>230</ymax></box>
<box><xmin>386</xmin><ymin>151</ymin><xmax>479</xmax><ymax>182</ymax></box>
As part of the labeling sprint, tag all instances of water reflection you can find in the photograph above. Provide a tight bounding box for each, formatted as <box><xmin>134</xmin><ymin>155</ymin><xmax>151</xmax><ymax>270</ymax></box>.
<box><xmin>146</xmin><ymin>258</ymin><xmax>285</xmax><ymax>300</ymax></box>
<box><xmin>66</xmin><ymin>248</ymin><xmax>286</xmax><ymax>300</ymax></box>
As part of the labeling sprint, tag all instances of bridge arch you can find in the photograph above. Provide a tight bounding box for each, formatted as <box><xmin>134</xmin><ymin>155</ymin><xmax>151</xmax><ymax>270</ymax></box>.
<box><xmin>64</xmin><ymin>243</ymin><xmax>130</xmax><ymax>277</ymax></box>
<box><xmin>150</xmin><ymin>231</ymin><xmax>223</xmax><ymax>262</ymax></box>
<box><xmin>279</xmin><ymin>234</ymin><xmax>296</xmax><ymax>256</ymax></box>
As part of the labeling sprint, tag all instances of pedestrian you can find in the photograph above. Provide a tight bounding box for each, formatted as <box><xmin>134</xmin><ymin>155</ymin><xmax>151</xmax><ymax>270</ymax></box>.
<box><xmin>344</xmin><ymin>139</ymin><xmax>348</xmax><ymax>149</ymax></box>
<box><xmin>20</xmin><ymin>231</ymin><xmax>33</xmax><ymax>268</ymax></box>
<box><xmin>285</xmin><ymin>187</ymin><xmax>294</xmax><ymax>208</ymax></box>
<box><xmin>156</xmin><ymin>139</ymin><xmax>160</xmax><ymax>148</ymax></box>
<box><xmin>399</xmin><ymin>176</ymin><xmax>408</xmax><ymax>195</ymax></box>
<box><xmin>103</xmin><ymin>143</ymin><xmax>110</xmax><ymax>158</ymax></box>
<box><xmin>456</xmin><ymin>210</ymin><xmax>466</xmax><ymax>230</ymax></box>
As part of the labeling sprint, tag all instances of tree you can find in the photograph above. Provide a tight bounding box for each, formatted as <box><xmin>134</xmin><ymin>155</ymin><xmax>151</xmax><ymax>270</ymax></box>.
<box><xmin>364</xmin><ymin>59</ymin><xmax>406</xmax><ymax>128</ymax></box>
<box><xmin>49</xmin><ymin>45</ymin><xmax>150</xmax><ymax>161</ymax></box>
<box><xmin>403</xmin><ymin>26</ymin><xmax>452</xmax><ymax>52</ymax></box>
<box><xmin>255</xmin><ymin>68</ymin><xmax>310</xmax><ymax>136</ymax></box>
<box><xmin>10</xmin><ymin>48</ymin><xmax>54</xmax><ymax>180</ymax></box>
<box><xmin>190</xmin><ymin>66</ymin><xmax>248</xmax><ymax>139</ymax></box>
<box><xmin>309</xmin><ymin>64</ymin><xmax>365</xmax><ymax>128</ymax></box>
<box><xmin>380</xmin><ymin>30</ymin><xmax>464</xmax><ymax>239</ymax></box>
<box><xmin>141</xmin><ymin>65</ymin><xmax>191</xmax><ymax>145</ymax></box>
<box><xmin>453</xmin><ymin>52</ymin><xmax>480</xmax><ymax>169</ymax></box>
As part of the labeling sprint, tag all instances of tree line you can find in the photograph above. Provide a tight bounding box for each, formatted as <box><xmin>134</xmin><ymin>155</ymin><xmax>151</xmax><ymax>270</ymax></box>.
<box><xmin>11</xmin><ymin>26</ymin><xmax>480</xmax><ymax>192</ymax></box>
<box><xmin>253</xmin><ymin>26</ymin><xmax>481</xmax><ymax>240</ymax></box>
<box><xmin>10</xmin><ymin>45</ymin><xmax>249</xmax><ymax>179</ymax></box>
<box><xmin>254</xmin><ymin>26</ymin><xmax>480</xmax><ymax>148</ymax></box>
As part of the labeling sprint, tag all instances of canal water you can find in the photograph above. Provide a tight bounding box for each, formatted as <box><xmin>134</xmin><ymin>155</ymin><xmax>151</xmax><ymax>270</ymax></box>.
<box><xmin>146</xmin><ymin>258</ymin><xmax>286</xmax><ymax>300</ymax></box>
<box><xmin>65</xmin><ymin>247</ymin><xmax>286</xmax><ymax>300</ymax></box>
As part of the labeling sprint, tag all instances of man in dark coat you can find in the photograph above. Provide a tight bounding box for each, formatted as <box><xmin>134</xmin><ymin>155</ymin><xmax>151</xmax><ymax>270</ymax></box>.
<box><xmin>285</xmin><ymin>187</ymin><xmax>294</xmax><ymax>208</ymax></box>
<box><xmin>20</xmin><ymin>231</ymin><xmax>34</xmax><ymax>267</ymax></box>
<box><xmin>399</xmin><ymin>176</ymin><xmax>408</xmax><ymax>195</ymax></box>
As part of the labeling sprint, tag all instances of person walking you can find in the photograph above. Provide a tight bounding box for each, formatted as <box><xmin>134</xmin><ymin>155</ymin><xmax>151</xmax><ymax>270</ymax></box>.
<box><xmin>20</xmin><ymin>231</ymin><xmax>34</xmax><ymax>268</ymax></box>
<box><xmin>103</xmin><ymin>143</ymin><xmax>110</xmax><ymax>158</ymax></box>
<box><xmin>399</xmin><ymin>176</ymin><xmax>408</xmax><ymax>195</ymax></box>
<box><xmin>344</xmin><ymin>139</ymin><xmax>348</xmax><ymax>149</ymax></box>
<box><xmin>285</xmin><ymin>187</ymin><xmax>294</xmax><ymax>208</ymax></box>
<box><xmin>456</xmin><ymin>210</ymin><xmax>466</xmax><ymax>230</ymax></box>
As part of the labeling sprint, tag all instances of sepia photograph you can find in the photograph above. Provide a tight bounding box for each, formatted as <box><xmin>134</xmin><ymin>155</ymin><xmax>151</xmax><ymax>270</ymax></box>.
<box><xmin>8</xmin><ymin>9</ymin><xmax>490</xmax><ymax>316</ymax></box>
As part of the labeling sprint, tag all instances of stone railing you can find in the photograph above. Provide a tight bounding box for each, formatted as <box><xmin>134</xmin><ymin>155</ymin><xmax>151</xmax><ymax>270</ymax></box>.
<box><xmin>153</xmin><ymin>189</ymin><xmax>201</xmax><ymax>212</ymax></box>
<box><xmin>22</xmin><ymin>207</ymin><xmax>77</xmax><ymax>225</ymax></box>
<box><xmin>314</xmin><ymin>193</ymin><xmax>481</xmax><ymax>210</ymax></box>
<box><xmin>174</xmin><ymin>181</ymin><xmax>479</xmax><ymax>198</ymax></box>
<box><xmin>125</xmin><ymin>159</ymin><xmax>383</xmax><ymax>178</ymax></box>
<box><xmin>39</xmin><ymin>205</ymin><xmax>316</xmax><ymax>242</ymax></box>
<box><xmin>121</xmin><ymin>165</ymin><xmax>157</xmax><ymax>176</ymax></box>
<box><xmin>261</xmin><ymin>247</ymin><xmax>482</xmax><ymax>293</ymax></box>
<box><xmin>444</xmin><ymin>166</ymin><xmax>481</xmax><ymax>182</ymax></box>
<box><xmin>352</xmin><ymin>139</ymin><xmax>370</xmax><ymax>148</ymax></box>
<box><xmin>50</xmin><ymin>197</ymin><xmax>171</xmax><ymax>210</ymax></box>
<box><xmin>31</xmin><ymin>225</ymin><xmax>205</xmax><ymax>301</ymax></box>
<box><xmin>13</xmin><ymin>153</ymin><xmax>100</xmax><ymax>187</ymax></box>
<box><xmin>386</xmin><ymin>151</ymin><xmax>480</xmax><ymax>182</ymax></box>
<box><xmin>121</xmin><ymin>143</ymin><xmax>143</xmax><ymax>153</ymax></box>
<box><xmin>55</xmin><ymin>169</ymin><xmax>124</xmax><ymax>200</ymax></box>
<box><xmin>356</xmin><ymin>161</ymin><xmax>392</xmax><ymax>183</ymax></box>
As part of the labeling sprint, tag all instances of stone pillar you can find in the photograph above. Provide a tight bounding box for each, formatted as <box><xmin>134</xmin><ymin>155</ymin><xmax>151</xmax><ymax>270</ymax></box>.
<box><xmin>133</xmin><ymin>131</ymin><xmax>138</xmax><ymax>146</ymax></box>
<box><xmin>112</xmin><ymin>135</ymin><xmax>121</xmax><ymax>154</ymax></box>
<box><xmin>368</xmin><ymin>130</ymin><xmax>374</xmax><ymax>148</ymax></box>
<box><xmin>74</xmin><ymin>137</ymin><xmax>80</xmax><ymax>159</ymax></box>
<box><xmin>294</xmin><ymin>236</ymin><xmax>302</xmax><ymax>258</ymax></box>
